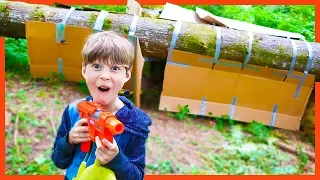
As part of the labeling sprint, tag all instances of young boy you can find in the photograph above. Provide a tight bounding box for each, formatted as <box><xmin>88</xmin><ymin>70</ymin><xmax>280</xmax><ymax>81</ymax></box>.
<box><xmin>51</xmin><ymin>31</ymin><xmax>152</xmax><ymax>180</ymax></box>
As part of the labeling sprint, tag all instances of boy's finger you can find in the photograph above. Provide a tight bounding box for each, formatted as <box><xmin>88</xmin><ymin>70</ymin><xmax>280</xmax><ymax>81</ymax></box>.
<box><xmin>77</xmin><ymin>118</ymin><xmax>88</xmax><ymax>125</ymax></box>
<box><xmin>102</xmin><ymin>138</ymin><xmax>114</xmax><ymax>150</ymax></box>
<box><xmin>95</xmin><ymin>136</ymin><xmax>103</xmax><ymax>149</ymax></box>
<box><xmin>78</xmin><ymin>126</ymin><xmax>89</xmax><ymax>132</ymax></box>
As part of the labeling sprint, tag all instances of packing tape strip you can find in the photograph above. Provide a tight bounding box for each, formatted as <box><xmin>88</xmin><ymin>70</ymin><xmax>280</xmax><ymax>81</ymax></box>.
<box><xmin>167</xmin><ymin>21</ymin><xmax>182</xmax><ymax>63</ymax></box>
<box><xmin>200</xmin><ymin>97</ymin><xmax>207</xmax><ymax>116</ymax></box>
<box><xmin>56</xmin><ymin>7</ymin><xmax>75</xmax><ymax>77</ymax></box>
<box><xmin>56</xmin><ymin>7</ymin><xmax>76</xmax><ymax>43</ymax></box>
<box><xmin>128</xmin><ymin>14</ymin><xmax>139</xmax><ymax>41</ymax></box>
<box><xmin>229</xmin><ymin>96</ymin><xmax>237</xmax><ymax>119</ymax></box>
<box><xmin>270</xmin><ymin>104</ymin><xmax>278</xmax><ymax>127</ymax></box>
<box><xmin>128</xmin><ymin>15</ymin><xmax>139</xmax><ymax>60</ymax></box>
<box><xmin>211</xmin><ymin>26</ymin><xmax>222</xmax><ymax>68</ymax></box>
<box><xmin>93</xmin><ymin>10</ymin><xmax>109</xmax><ymax>33</ymax></box>
<box><xmin>198</xmin><ymin>29</ymin><xmax>258</xmax><ymax>71</ymax></box>
<box><xmin>242</xmin><ymin>31</ymin><xmax>253</xmax><ymax>66</ymax></box>
<box><xmin>58</xmin><ymin>58</ymin><xmax>63</xmax><ymax>76</ymax></box>
<box><xmin>286</xmin><ymin>38</ymin><xmax>298</xmax><ymax>76</ymax></box>
<box><xmin>127</xmin><ymin>15</ymin><xmax>139</xmax><ymax>90</ymax></box>
<box><xmin>294</xmin><ymin>40</ymin><xmax>313</xmax><ymax>99</ymax></box>
<box><xmin>272</xmin><ymin>37</ymin><xmax>298</xmax><ymax>80</ymax></box>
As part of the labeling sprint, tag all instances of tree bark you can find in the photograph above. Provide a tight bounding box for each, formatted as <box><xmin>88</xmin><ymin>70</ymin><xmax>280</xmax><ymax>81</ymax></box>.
<box><xmin>1</xmin><ymin>1</ymin><xmax>320</xmax><ymax>80</ymax></box>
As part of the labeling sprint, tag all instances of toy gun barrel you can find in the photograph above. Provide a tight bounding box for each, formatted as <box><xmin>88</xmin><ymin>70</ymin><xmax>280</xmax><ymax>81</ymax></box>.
<box><xmin>105</xmin><ymin>117</ymin><xmax>125</xmax><ymax>134</ymax></box>
<box><xmin>98</xmin><ymin>111</ymin><xmax>124</xmax><ymax>134</ymax></box>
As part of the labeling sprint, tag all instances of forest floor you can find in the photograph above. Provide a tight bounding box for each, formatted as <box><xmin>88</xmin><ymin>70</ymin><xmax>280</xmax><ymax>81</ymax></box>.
<box><xmin>5</xmin><ymin>70</ymin><xmax>315</xmax><ymax>175</ymax></box>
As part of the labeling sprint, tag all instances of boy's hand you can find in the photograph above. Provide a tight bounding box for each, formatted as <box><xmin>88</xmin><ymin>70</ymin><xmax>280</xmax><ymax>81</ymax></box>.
<box><xmin>68</xmin><ymin>118</ymin><xmax>90</xmax><ymax>145</ymax></box>
<box><xmin>95</xmin><ymin>136</ymin><xmax>119</xmax><ymax>165</ymax></box>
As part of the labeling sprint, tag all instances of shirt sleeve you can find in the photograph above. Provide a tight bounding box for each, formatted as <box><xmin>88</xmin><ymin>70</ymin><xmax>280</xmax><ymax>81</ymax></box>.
<box><xmin>103</xmin><ymin>135</ymin><xmax>147</xmax><ymax>180</ymax></box>
<box><xmin>51</xmin><ymin>105</ymin><xmax>77</xmax><ymax>169</ymax></box>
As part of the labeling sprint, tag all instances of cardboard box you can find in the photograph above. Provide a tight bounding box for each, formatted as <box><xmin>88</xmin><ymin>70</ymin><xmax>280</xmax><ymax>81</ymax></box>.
<box><xmin>159</xmin><ymin>49</ymin><xmax>314</xmax><ymax>130</ymax></box>
<box><xmin>158</xmin><ymin>3</ymin><xmax>314</xmax><ymax>130</ymax></box>
<box><xmin>25</xmin><ymin>20</ymin><xmax>145</xmax><ymax>108</ymax></box>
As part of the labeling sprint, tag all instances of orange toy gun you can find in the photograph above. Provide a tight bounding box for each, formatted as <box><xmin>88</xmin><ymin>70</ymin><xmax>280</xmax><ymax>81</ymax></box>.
<box><xmin>77</xmin><ymin>101</ymin><xmax>125</xmax><ymax>152</ymax></box>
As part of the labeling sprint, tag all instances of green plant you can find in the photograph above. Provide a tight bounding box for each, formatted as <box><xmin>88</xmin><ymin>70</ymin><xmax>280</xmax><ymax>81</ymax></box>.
<box><xmin>175</xmin><ymin>104</ymin><xmax>190</xmax><ymax>121</ymax></box>
<box><xmin>244</xmin><ymin>120</ymin><xmax>271</xmax><ymax>143</ymax></box>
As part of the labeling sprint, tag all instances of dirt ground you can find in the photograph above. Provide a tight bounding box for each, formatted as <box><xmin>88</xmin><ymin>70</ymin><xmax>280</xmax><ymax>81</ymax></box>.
<box><xmin>5</xmin><ymin>72</ymin><xmax>315</xmax><ymax>175</ymax></box>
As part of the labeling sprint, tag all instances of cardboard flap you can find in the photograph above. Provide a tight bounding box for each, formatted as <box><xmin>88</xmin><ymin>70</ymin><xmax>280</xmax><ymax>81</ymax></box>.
<box><xmin>25</xmin><ymin>20</ymin><xmax>144</xmax><ymax>108</ymax></box>
<box><xmin>158</xmin><ymin>2</ymin><xmax>304</xmax><ymax>39</ymax></box>
<box><xmin>195</xmin><ymin>7</ymin><xmax>304</xmax><ymax>39</ymax></box>
<box><xmin>159</xmin><ymin>47</ymin><xmax>314</xmax><ymax>131</ymax></box>
<box><xmin>159</xmin><ymin>3</ymin><xmax>210</xmax><ymax>24</ymax></box>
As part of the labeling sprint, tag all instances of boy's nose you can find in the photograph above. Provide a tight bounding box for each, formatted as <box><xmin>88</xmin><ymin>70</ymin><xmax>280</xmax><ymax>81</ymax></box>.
<box><xmin>99</xmin><ymin>73</ymin><xmax>111</xmax><ymax>81</ymax></box>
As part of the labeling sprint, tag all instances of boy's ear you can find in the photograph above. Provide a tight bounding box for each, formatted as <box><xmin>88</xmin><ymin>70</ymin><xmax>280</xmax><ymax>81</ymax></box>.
<box><xmin>124</xmin><ymin>69</ymin><xmax>132</xmax><ymax>83</ymax></box>
<box><xmin>81</xmin><ymin>62</ymin><xmax>86</xmax><ymax>78</ymax></box>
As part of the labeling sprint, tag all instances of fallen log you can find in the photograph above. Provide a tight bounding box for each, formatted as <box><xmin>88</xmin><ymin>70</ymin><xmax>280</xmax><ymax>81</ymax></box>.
<box><xmin>1</xmin><ymin>1</ymin><xmax>320</xmax><ymax>80</ymax></box>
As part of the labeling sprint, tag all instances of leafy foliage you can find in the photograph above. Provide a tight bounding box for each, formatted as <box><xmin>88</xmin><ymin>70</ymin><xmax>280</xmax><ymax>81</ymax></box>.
<box><xmin>182</xmin><ymin>5</ymin><xmax>315</xmax><ymax>42</ymax></box>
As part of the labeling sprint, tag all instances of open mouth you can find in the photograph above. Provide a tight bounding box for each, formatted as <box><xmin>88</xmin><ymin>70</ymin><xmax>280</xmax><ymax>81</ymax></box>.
<box><xmin>98</xmin><ymin>86</ymin><xmax>110</xmax><ymax>93</ymax></box>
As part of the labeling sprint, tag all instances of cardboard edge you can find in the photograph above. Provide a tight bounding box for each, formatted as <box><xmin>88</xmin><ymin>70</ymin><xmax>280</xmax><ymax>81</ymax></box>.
<box><xmin>159</xmin><ymin>94</ymin><xmax>302</xmax><ymax>131</ymax></box>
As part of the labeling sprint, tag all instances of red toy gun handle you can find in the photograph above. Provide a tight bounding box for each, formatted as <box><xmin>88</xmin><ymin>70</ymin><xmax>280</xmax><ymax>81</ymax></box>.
<box><xmin>79</xmin><ymin>116</ymin><xmax>91</xmax><ymax>153</ymax></box>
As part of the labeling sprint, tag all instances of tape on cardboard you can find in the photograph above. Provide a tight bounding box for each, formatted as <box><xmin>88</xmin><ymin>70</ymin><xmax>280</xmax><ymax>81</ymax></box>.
<box><xmin>56</xmin><ymin>7</ymin><xmax>76</xmax><ymax>43</ymax></box>
<box><xmin>128</xmin><ymin>14</ymin><xmax>139</xmax><ymax>41</ymax></box>
<box><xmin>93</xmin><ymin>10</ymin><xmax>109</xmax><ymax>33</ymax></box>
<box><xmin>242</xmin><ymin>31</ymin><xmax>253</xmax><ymax>67</ymax></box>
<box><xmin>229</xmin><ymin>96</ymin><xmax>237</xmax><ymax>119</ymax></box>
<box><xmin>270</xmin><ymin>104</ymin><xmax>278</xmax><ymax>127</ymax></box>
<box><xmin>294</xmin><ymin>40</ymin><xmax>313</xmax><ymax>98</ymax></box>
<box><xmin>167</xmin><ymin>21</ymin><xmax>183</xmax><ymax>64</ymax></box>
<box><xmin>211</xmin><ymin>26</ymin><xmax>222</xmax><ymax>68</ymax></box>
<box><xmin>200</xmin><ymin>97</ymin><xmax>207</xmax><ymax>116</ymax></box>
<box><xmin>58</xmin><ymin>58</ymin><xmax>63</xmax><ymax>75</ymax></box>
<box><xmin>198</xmin><ymin>29</ymin><xmax>259</xmax><ymax>71</ymax></box>
<box><xmin>272</xmin><ymin>37</ymin><xmax>298</xmax><ymax>80</ymax></box>
<box><xmin>56</xmin><ymin>7</ymin><xmax>75</xmax><ymax>77</ymax></box>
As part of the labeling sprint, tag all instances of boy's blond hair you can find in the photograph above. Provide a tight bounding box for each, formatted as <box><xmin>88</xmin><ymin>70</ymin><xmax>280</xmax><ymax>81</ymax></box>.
<box><xmin>82</xmin><ymin>31</ymin><xmax>135</xmax><ymax>72</ymax></box>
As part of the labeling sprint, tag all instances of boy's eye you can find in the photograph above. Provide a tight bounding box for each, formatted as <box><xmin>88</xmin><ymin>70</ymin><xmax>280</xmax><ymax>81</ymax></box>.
<box><xmin>93</xmin><ymin>64</ymin><xmax>101</xmax><ymax>69</ymax></box>
<box><xmin>111</xmin><ymin>66</ymin><xmax>120</xmax><ymax>71</ymax></box>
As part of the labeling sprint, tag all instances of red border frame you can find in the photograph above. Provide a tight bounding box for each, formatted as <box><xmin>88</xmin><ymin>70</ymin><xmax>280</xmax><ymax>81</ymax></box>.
<box><xmin>2</xmin><ymin>0</ymin><xmax>319</xmax><ymax>179</ymax></box>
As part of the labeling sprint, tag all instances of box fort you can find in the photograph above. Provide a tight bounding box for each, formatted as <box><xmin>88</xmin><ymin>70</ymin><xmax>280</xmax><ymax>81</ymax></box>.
<box><xmin>158</xmin><ymin>4</ymin><xmax>315</xmax><ymax>131</ymax></box>
<box><xmin>25</xmin><ymin>8</ymin><xmax>145</xmax><ymax>108</ymax></box>
<box><xmin>25</xmin><ymin>4</ymin><xmax>315</xmax><ymax>131</ymax></box>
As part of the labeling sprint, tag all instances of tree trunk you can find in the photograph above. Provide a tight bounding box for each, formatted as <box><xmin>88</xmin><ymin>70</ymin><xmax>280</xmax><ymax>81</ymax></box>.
<box><xmin>1</xmin><ymin>1</ymin><xmax>320</xmax><ymax>80</ymax></box>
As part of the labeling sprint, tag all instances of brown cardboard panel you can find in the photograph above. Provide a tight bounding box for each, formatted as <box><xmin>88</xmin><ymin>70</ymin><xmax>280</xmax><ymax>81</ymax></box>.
<box><xmin>159</xmin><ymin>94</ymin><xmax>203</xmax><ymax>115</ymax></box>
<box><xmin>272</xmin><ymin>113</ymin><xmax>301</xmax><ymax>131</ymax></box>
<box><xmin>162</xmin><ymin>63</ymin><xmax>209</xmax><ymax>100</ymax></box>
<box><xmin>133</xmin><ymin>37</ymin><xmax>145</xmax><ymax>108</ymax></box>
<box><xmin>59</xmin><ymin>26</ymin><xmax>92</xmax><ymax>67</ymax></box>
<box><xmin>204</xmin><ymin>100</ymin><xmax>232</xmax><ymax>118</ymax></box>
<box><xmin>285</xmin><ymin>71</ymin><xmax>315</xmax><ymax>87</ymax></box>
<box><xmin>275</xmin><ymin>79</ymin><xmax>313</xmax><ymax>117</ymax></box>
<box><xmin>158</xmin><ymin>94</ymin><xmax>302</xmax><ymax>130</ymax></box>
<box><xmin>123</xmin><ymin>79</ymin><xmax>133</xmax><ymax>90</ymax></box>
<box><xmin>241</xmin><ymin>64</ymin><xmax>286</xmax><ymax>81</ymax></box>
<box><xmin>234</xmin><ymin>74</ymin><xmax>283</xmax><ymax>111</ymax></box>
<box><xmin>26</xmin><ymin>20</ymin><xmax>144</xmax><ymax>108</ymax></box>
<box><xmin>171</xmin><ymin>49</ymin><xmax>213</xmax><ymax>69</ymax></box>
<box><xmin>62</xmin><ymin>67</ymin><xmax>85</xmax><ymax>82</ymax></box>
<box><xmin>64</xmin><ymin>26</ymin><xmax>93</xmax><ymax>43</ymax></box>
<box><xmin>59</xmin><ymin>43</ymin><xmax>84</xmax><ymax>67</ymax></box>
<box><xmin>232</xmin><ymin>105</ymin><xmax>273</xmax><ymax>125</ymax></box>
<box><xmin>212</xmin><ymin>59</ymin><xmax>242</xmax><ymax>73</ymax></box>
<box><xmin>204</xmin><ymin>69</ymin><xmax>239</xmax><ymax>104</ymax></box>
<box><xmin>25</xmin><ymin>21</ymin><xmax>57</xmax><ymax>38</ymax></box>
<box><xmin>27</xmin><ymin>38</ymin><xmax>59</xmax><ymax>65</ymax></box>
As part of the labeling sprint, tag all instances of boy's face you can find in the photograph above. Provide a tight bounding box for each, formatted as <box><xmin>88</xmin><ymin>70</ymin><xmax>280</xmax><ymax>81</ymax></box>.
<box><xmin>81</xmin><ymin>59</ymin><xmax>131</xmax><ymax>106</ymax></box>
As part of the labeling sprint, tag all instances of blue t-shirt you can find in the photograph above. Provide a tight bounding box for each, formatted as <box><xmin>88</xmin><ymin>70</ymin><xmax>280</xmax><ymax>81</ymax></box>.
<box><xmin>51</xmin><ymin>95</ymin><xmax>152</xmax><ymax>180</ymax></box>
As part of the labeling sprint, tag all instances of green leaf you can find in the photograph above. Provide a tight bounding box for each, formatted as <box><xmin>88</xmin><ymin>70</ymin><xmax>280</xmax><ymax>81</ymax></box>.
<box><xmin>34</xmin><ymin>154</ymin><xmax>46</xmax><ymax>165</ymax></box>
